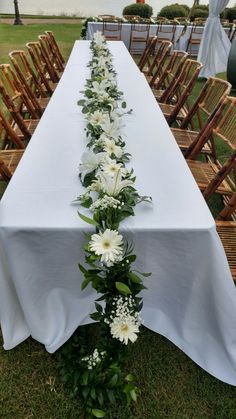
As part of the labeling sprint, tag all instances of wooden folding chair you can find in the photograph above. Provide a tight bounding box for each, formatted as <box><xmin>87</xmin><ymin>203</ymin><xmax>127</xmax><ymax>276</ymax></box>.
<box><xmin>138</xmin><ymin>36</ymin><xmax>158</xmax><ymax>72</ymax></box>
<box><xmin>144</xmin><ymin>40</ymin><xmax>172</xmax><ymax>80</ymax></box>
<box><xmin>0</xmin><ymin>149</ymin><xmax>24</xmax><ymax>181</ymax></box>
<box><xmin>102</xmin><ymin>20</ymin><xmax>122</xmax><ymax>41</ymax></box>
<box><xmin>186</xmin><ymin>23</ymin><xmax>205</xmax><ymax>56</ymax></box>
<box><xmin>156</xmin><ymin>22</ymin><xmax>177</xmax><ymax>43</ymax></box>
<box><xmin>38</xmin><ymin>35</ymin><xmax>61</xmax><ymax>82</ymax></box>
<box><xmin>45</xmin><ymin>31</ymin><xmax>65</xmax><ymax>69</ymax></box>
<box><xmin>9</xmin><ymin>51</ymin><xmax>50</xmax><ymax>117</ymax></box>
<box><xmin>129</xmin><ymin>23</ymin><xmax>150</xmax><ymax>55</ymax></box>
<box><xmin>26</xmin><ymin>42</ymin><xmax>58</xmax><ymax>96</ymax></box>
<box><xmin>123</xmin><ymin>15</ymin><xmax>141</xmax><ymax>23</ymax></box>
<box><xmin>216</xmin><ymin>192</ymin><xmax>236</xmax><ymax>281</ymax></box>
<box><xmin>158</xmin><ymin>59</ymin><xmax>203</xmax><ymax>125</ymax></box>
<box><xmin>38</xmin><ymin>34</ymin><xmax>63</xmax><ymax>78</ymax></box>
<box><xmin>149</xmin><ymin>50</ymin><xmax>188</xmax><ymax>93</ymax></box>
<box><xmin>0</xmin><ymin>64</ymin><xmax>40</xmax><ymax>142</ymax></box>
<box><xmin>171</xmin><ymin>78</ymin><xmax>231</xmax><ymax>159</ymax></box>
<box><xmin>185</xmin><ymin>96</ymin><xmax>236</xmax><ymax>201</ymax></box>
<box><xmin>0</xmin><ymin>108</ymin><xmax>26</xmax><ymax>149</ymax></box>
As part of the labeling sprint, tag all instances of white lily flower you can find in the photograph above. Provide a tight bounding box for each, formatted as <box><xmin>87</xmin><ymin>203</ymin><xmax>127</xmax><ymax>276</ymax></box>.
<box><xmin>87</xmin><ymin>110</ymin><xmax>109</xmax><ymax>126</ymax></box>
<box><xmin>79</xmin><ymin>150</ymin><xmax>107</xmax><ymax>181</ymax></box>
<box><xmin>101</xmin><ymin>118</ymin><xmax>124</xmax><ymax>139</ymax></box>
<box><xmin>91</xmin><ymin>80</ymin><xmax>109</xmax><ymax>95</ymax></box>
<box><xmin>98</xmin><ymin>170</ymin><xmax>134</xmax><ymax>196</ymax></box>
<box><xmin>93</xmin><ymin>31</ymin><xmax>105</xmax><ymax>45</ymax></box>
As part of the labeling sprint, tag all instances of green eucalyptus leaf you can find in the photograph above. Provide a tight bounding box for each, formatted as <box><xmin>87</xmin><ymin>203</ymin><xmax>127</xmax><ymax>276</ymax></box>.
<box><xmin>78</xmin><ymin>264</ymin><xmax>87</xmax><ymax>274</ymax></box>
<box><xmin>115</xmin><ymin>282</ymin><xmax>131</xmax><ymax>295</ymax></box>
<box><xmin>81</xmin><ymin>276</ymin><xmax>91</xmax><ymax>290</ymax></box>
<box><xmin>109</xmin><ymin>373</ymin><xmax>118</xmax><ymax>387</ymax></box>
<box><xmin>128</xmin><ymin>272</ymin><xmax>141</xmax><ymax>284</ymax></box>
<box><xmin>91</xmin><ymin>388</ymin><xmax>96</xmax><ymax>400</ymax></box>
<box><xmin>91</xmin><ymin>409</ymin><xmax>106</xmax><ymax>418</ymax></box>
<box><xmin>82</xmin><ymin>371</ymin><xmax>89</xmax><ymax>386</ymax></box>
<box><xmin>125</xmin><ymin>374</ymin><xmax>134</xmax><ymax>382</ymax></box>
<box><xmin>121</xmin><ymin>101</ymin><xmax>126</xmax><ymax>108</ymax></box>
<box><xmin>130</xmin><ymin>389</ymin><xmax>137</xmax><ymax>402</ymax></box>
<box><xmin>106</xmin><ymin>389</ymin><xmax>115</xmax><ymax>403</ymax></box>
<box><xmin>95</xmin><ymin>302</ymin><xmax>103</xmax><ymax>313</ymax></box>
<box><xmin>78</xmin><ymin>211</ymin><xmax>99</xmax><ymax>226</ymax></box>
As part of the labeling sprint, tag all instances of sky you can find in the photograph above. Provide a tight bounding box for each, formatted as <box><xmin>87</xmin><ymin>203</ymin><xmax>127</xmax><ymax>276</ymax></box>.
<box><xmin>0</xmin><ymin>0</ymin><xmax>235</xmax><ymax>17</ymax></box>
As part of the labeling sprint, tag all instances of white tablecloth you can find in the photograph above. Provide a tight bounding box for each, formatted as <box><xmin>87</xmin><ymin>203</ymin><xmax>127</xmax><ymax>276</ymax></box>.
<box><xmin>1</xmin><ymin>41</ymin><xmax>236</xmax><ymax>385</ymax></box>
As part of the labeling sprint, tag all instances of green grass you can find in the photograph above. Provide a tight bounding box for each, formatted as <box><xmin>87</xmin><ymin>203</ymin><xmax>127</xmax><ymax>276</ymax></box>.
<box><xmin>0</xmin><ymin>22</ymin><xmax>82</xmax><ymax>63</ymax></box>
<box><xmin>1</xmin><ymin>326</ymin><xmax>236</xmax><ymax>419</ymax></box>
<box><xmin>0</xmin><ymin>26</ymin><xmax>236</xmax><ymax>417</ymax></box>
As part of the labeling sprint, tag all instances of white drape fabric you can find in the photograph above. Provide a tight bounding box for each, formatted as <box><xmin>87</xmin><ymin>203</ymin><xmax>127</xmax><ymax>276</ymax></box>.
<box><xmin>197</xmin><ymin>0</ymin><xmax>231</xmax><ymax>78</ymax></box>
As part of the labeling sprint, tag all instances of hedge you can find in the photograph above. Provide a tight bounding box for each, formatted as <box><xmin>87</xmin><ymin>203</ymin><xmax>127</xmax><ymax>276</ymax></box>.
<box><xmin>225</xmin><ymin>7</ymin><xmax>236</xmax><ymax>22</ymax></box>
<box><xmin>122</xmin><ymin>3</ymin><xmax>153</xmax><ymax>18</ymax></box>
<box><xmin>158</xmin><ymin>4</ymin><xmax>188</xmax><ymax>19</ymax></box>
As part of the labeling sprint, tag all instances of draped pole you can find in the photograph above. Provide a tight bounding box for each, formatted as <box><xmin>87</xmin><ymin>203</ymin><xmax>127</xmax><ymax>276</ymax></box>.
<box><xmin>13</xmin><ymin>0</ymin><xmax>23</xmax><ymax>25</ymax></box>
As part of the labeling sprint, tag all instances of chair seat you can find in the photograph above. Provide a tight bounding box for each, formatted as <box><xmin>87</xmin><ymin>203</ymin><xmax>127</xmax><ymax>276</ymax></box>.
<box><xmin>187</xmin><ymin>159</ymin><xmax>233</xmax><ymax>195</ymax></box>
<box><xmin>171</xmin><ymin>128</ymin><xmax>211</xmax><ymax>154</ymax></box>
<box><xmin>38</xmin><ymin>97</ymin><xmax>50</xmax><ymax>109</ymax></box>
<box><xmin>15</xmin><ymin>119</ymin><xmax>39</xmax><ymax>139</ymax></box>
<box><xmin>216</xmin><ymin>221</ymin><xmax>236</xmax><ymax>281</ymax></box>
<box><xmin>152</xmin><ymin>88</ymin><xmax>165</xmax><ymax>101</ymax></box>
<box><xmin>0</xmin><ymin>149</ymin><xmax>24</xmax><ymax>181</ymax></box>
<box><xmin>160</xmin><ymin>103</ymin><xmax>187</xmax><ymax>121</ymax></box>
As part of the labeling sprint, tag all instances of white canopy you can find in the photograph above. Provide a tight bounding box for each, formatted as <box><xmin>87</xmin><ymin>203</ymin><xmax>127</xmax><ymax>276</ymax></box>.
<box><xmin>197</xmin><ymin>0</ymin><xmax>231</xmax><ymax>78</ymax></box>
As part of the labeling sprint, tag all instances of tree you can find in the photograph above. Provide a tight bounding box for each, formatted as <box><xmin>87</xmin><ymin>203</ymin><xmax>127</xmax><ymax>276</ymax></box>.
<box><xmin>13</xmin><ymin>0</ymin><xmax>23</xmax><ymax>25</ymax></box>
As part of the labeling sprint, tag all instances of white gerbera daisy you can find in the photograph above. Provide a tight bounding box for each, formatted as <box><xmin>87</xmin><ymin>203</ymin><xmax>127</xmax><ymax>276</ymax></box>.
<box><xmin>110</xmin><ymin>315</ymin><xmax>140</xmax><ymax>345</ymax></box>
<box><xmin>101</xmin><ymin>159</ymin><xmax>127</xmax><ymax>178</ymax></box>
<box><xmin>87</xmin><ymin>110</ymin><xmax>109</xmax><ymax>126</ymax></box>
<box><xmin>89</xmin><ymin>229</ymin><xmax>123</xmax><ymax>265</ymax></box>
<box><xmin>103</xmin><ymin>139</ymin><xmax>123</xmax><ymax>158</ymax></box>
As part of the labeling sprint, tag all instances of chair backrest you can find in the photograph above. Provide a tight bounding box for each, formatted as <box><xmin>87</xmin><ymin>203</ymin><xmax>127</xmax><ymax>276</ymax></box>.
<box><xmin>9</xmin><ymin>51</ymin><xmax>44</xmax><ymax>117</ymax></box>
<box><xmin>181</xmin><ymin>77</ymin><xmax>232</xmax><ymax>133</ymax></box>
<box><xmin>156</xmin><ymin>22</ymin><xmax>177</xmax><ymax>42</ymax></box>
<box><xmin>146</xmin><ymin>40</ymin><xmax>172</xmax><ymax>78</ymax></box>
<box><xmin>45</xmin><ymin>31</ymin><xmax>65</xmax><ymax>67</ymax></box>
<box><xmin>129</xmin><ymin>23</ymin><xmax>150</xmax><ymax>54</ymax></box>
<box><xmin>158</xmin><ymin>58</ymin><xmax>201</xmax><ymax>103</ymax></box>
<box><xmin>149</xmin><ymin>49</ymin><xmax>188</xmax><ymax>89</ymax></box>
<box><xmin>163</xmin><ymin>59</ymin><xmax>203</xmax><ymax>125</ymax></box>
<box><xmin>102</xmin><ymin>21</ymin><xmax>122</xmax><ymax>41</ymax></box>
<box><xmin>186</xmin><ymin>96</ymin><xmax>236</xmax><ymax>200</ymax></box>
<box><xmin>9</xmin><ymin>50</ymin><xmax>47</xmax><ymax>100</ymax></box>
<box><xmin>138</xmin><ymin>36</ymin><xmax>158</xmax><ymax>71</ymax></box>
<box><xmin>0</xmin><ymin>64</ymin><xmax>38</xmax><ymax>140</ymax></box>
<box><xmin>38</xmin><ymin>35</ymin><xmax>60</xmax><ymax>82</ymax></box>
<box><xmin>26</xmin><ymin>42</ymin><xmax>54</xmax><ymax>95</ymax></box>
<box><xmin>0</xmin><ymin>108</ymin><xmax>25</xmax><ymax>149</ymax></box>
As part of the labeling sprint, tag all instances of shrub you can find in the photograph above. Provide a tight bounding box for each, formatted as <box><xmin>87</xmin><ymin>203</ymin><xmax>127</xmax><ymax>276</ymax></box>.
<box><xmin>181</xmin><ymin>4</ymin><xmax>190</xmax><ymax>13</ymax></box>
<box><xmin>225</xmin><ymin>7</ymin><xmax>236</xmax><ymax>22</ymax></box>
<box><xmin>192</xmin><ymin>8</ymin><xmax>209</xmax><ymax>19</ymax></box>
<box><xmin>158</xmin><ymin>4</ymin><xmax>188</xmax><ymax>19</ymax></box>
<box><xmin>122</xmin><ymin>3</ymin><xmax>153</xmax><ymax>18</ymax></box>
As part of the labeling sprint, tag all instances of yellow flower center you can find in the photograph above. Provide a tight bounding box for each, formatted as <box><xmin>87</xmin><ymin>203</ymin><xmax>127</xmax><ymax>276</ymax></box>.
<box><xmin>103</xmin><ymin>241</ymin><xmax>110</xmax><ymax>249</ymax></box>
<box><xmin>120</xmin><ymin>324</ymin><xmax>129</xmax><ymax>332</ymax></box>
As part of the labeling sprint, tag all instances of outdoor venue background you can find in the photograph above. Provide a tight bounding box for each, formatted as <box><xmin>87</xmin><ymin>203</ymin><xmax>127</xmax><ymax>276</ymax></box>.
<box><xmin>0</xmin><ymin>0</ymin><xmax>235</xmax><ymax>17</ymax></box>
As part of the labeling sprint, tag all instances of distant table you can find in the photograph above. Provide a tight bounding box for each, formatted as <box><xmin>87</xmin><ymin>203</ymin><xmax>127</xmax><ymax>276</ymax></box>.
<box><xmin>1</xmin><ymin>41</ymin><xmax>236</xmax><ymax>386</ymax></box>
<box><xmin>87</xmin><ymin>22</ymin><xmax>189</xmax><ymax>51</ymax></box>
<box><xmin>87</xmin><ymin>22</ymin><xmax>231</xmax><ymax>55</ymax></box>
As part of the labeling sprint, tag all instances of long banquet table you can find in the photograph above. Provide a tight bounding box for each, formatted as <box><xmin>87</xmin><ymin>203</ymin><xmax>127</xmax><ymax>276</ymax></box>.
<box><xmin>1</xmin><ymin>41</ymin><xmax>236</xmax><ymax>385</ymax></box>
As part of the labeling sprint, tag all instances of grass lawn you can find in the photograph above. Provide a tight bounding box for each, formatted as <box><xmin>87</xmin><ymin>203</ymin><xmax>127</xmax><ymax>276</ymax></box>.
<box><xmin>0</xmin><ymin>22</ymin><xmax>236</xmax><ymax>418</ymax></box>
<box><xmin>0</xmin><ymin>22</ymin><xmax>82</xmax><ymax>64</ymax></box>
